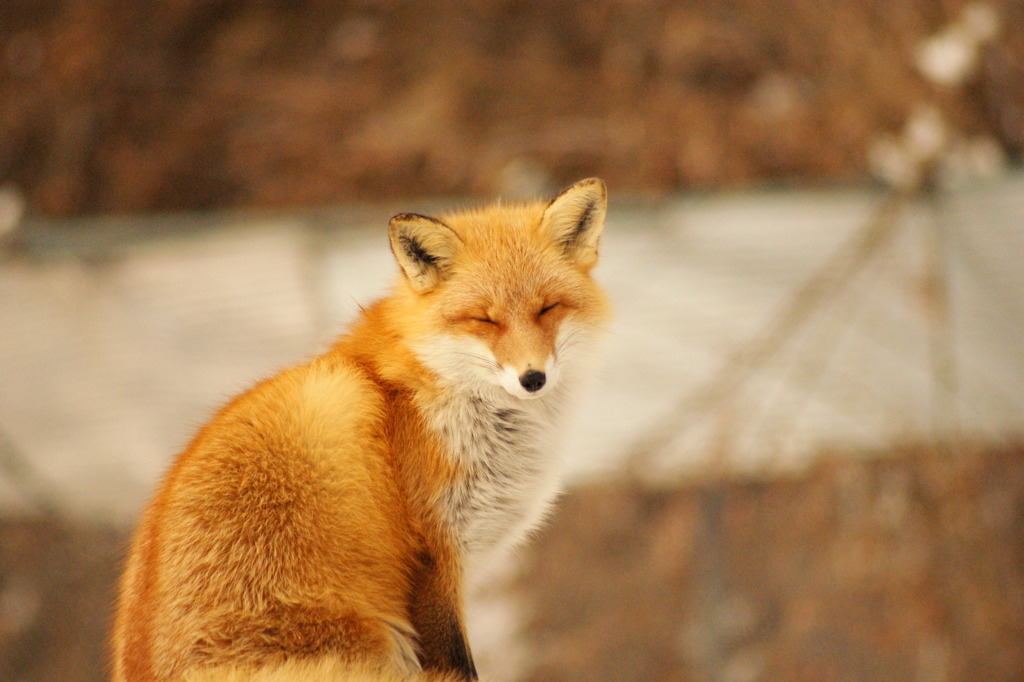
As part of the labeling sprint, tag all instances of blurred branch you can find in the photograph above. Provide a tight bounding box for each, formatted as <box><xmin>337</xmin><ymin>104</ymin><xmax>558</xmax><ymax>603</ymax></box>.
<box><xmin>0</xmin><ymin>427</ymin><xmax>61</xmax><ymax>518</ymax></box>
<box><xmin>625</xmin><ymin>190</ymin><xmax>908</xmax><ymax>479</ymax></box>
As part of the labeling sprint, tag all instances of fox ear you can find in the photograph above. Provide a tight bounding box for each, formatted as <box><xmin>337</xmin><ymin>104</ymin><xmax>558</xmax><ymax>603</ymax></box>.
<box><xmin>540</xmin><ymin>177</ymin><xmax>607</xmax><ymax>269</ymax></box>
<box><xmin>389</xmin><ymin>213</ymin><xmax>461</xmax><ymax>293</ymax></box>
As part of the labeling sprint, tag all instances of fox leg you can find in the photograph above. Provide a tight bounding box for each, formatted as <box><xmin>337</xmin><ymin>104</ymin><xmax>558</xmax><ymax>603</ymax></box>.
<box><xmin>407</xmin><ymin>547</ymin><xmax>477</xmax><ymax>680</ymax></box>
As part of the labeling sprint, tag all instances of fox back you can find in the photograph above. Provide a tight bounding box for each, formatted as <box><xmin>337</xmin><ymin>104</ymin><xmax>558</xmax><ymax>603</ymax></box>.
<box><xmin>112</xmin><ymin>179</ymin><xmax>610</xmax><ymax>681</ymax></box>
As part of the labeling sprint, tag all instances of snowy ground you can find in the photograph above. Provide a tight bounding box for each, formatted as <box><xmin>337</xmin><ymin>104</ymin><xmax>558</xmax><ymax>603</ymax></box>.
<box><xmin>0</xmin><ymin>175</ymin><xmax>1022</xmax><ymax>524</ymax></box>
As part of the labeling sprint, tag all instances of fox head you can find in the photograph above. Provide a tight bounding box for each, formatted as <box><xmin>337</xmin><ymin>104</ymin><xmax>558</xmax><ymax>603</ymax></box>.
<box><xmin>388</xmin><ymin>178</ymin><xmax>610</xmax><ymax>401</ymax></box>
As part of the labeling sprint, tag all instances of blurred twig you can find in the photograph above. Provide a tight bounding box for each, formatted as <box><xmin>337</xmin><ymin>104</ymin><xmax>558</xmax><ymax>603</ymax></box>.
<box><xmin>921</xmin><ymin>187</ymin><xmax>960</xmax><ymax>449</ymax></box>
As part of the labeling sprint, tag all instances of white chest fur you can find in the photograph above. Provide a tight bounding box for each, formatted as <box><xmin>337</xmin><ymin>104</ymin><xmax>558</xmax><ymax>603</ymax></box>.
<box><xmin>423</xmin><ymin>389</ymin><xmax>564</xmax><ymax>567</ymax></box>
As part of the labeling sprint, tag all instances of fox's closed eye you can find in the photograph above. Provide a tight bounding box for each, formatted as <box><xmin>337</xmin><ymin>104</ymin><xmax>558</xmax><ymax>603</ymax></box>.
<box><xmin>538</xmin><ymin>303</ymin><xmax>560</xmax><ymax>317</ymax></box>
<box><xmin>472</xmin><ymin>316</ymin><xmax>498</xmax><ymax>325</ymax></box>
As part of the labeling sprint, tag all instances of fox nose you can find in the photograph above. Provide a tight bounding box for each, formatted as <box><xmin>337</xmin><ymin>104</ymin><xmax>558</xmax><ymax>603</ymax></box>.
<box><xmin>519</xmin><ymin>369</ymin><xmax>546</xmax><ymax>393</ymax></box>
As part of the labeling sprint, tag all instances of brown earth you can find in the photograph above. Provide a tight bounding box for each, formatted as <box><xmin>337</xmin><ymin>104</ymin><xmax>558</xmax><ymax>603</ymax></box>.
<box><xmin>1</xmin><ymin>0</ymin><xmax>1022</xmax><ymax>217</ymax></box>
<box><xmin>0</xmin><ymin>518</ymin><xmax>125</xmax><ymax>682</ymax></box>
<box><xmin>520</xmin><ymin>442</ymin><xmax>1024</xmax><ymax>681</ymax></box>
<box><xmin>2</xmin><ymin>442</ymin><xmax>1021</xmax><ymax>680</ymax></box>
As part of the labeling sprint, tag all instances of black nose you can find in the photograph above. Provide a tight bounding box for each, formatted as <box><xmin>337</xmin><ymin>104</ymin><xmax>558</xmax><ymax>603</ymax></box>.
<box><xmin>519</xmin><ymin>369</ymin><xmax>546</xmax><ymax>393</ymax></box>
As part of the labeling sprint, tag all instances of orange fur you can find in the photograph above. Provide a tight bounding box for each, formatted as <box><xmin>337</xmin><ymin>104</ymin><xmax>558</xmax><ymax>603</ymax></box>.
<box><xmin>111</xmin><ymin>179</ymin><xmax>610</xmax><ymax>681</ymax></box>
<box><xmin>179</xmin><ymin>656</ymin><xmax>462</xmax><ymax>682</ymax></box>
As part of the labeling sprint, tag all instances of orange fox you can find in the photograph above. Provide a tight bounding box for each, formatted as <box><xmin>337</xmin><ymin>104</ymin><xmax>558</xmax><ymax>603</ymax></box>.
<box><xmin>111</xmin><ymin>178</ymin><xmax>610</xmax><ymax>681</ymax></box>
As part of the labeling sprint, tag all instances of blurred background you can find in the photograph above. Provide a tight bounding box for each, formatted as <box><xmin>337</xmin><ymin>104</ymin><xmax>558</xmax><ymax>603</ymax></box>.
<box><xmin>1</xmin><ymin>1</ymin><xmax>1023</xmax><ymax>680</ymax></box>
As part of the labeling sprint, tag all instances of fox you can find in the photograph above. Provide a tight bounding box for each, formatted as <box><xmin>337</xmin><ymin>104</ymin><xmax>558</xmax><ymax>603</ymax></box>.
<box><xmin>111</xmin><ymin>178</ymin><xmax>610</xmax><ymax>681</ymax></box>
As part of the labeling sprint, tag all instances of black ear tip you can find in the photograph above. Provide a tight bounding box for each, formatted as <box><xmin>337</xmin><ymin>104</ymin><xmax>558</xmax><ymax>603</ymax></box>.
<box><xmin>575</xmin><ymin>177</ymin><xmax>606</xmax><ymax>195</ymax></box>
<box><xmin>390</xmin><ymin>212</ymin><xmax>437</xmax><ymax>229</ymax></box>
